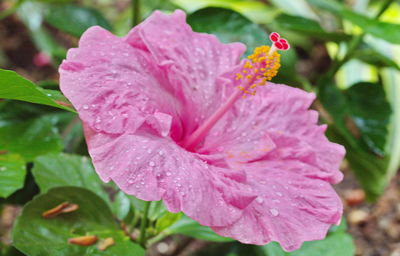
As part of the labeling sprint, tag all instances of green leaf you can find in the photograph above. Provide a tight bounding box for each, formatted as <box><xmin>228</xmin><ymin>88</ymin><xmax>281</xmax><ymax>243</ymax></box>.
<box><xmin>261</xmin><ymin>242</ymin><xmax>287</xmax><ymax>256</ymax></box>
<box><xmin>354</xmin><ymin>48</ymin><xmax>400</xmax><ymax>70</ymax></box>
<box><xmin>165</xmin><ymin>215</ymin><xmax>233</xmax><ymax>242</ymax></box>
<box><xmin>0</xmin><ymin>116</ymin><xmax>63</xmax><ymax>161</ymax></box>
<box><xmin>155</xmin><ymin>212</ymin><xmax>182</xmax><ymax>232</ymax></box>
<box><xmin>342</xmin><ymin>10</ymin><xmax>400</xmax><ymax>44</ymax></box>
<box><xmin>318</xmin><ymin>79</ymin><xmax>392</xmax><ymax>199</ymax></box>
<box><xmin>12</xmin><ymin>187</ymin><xmax>145</xmax><ymax>256</ymax></box>
<box><xmin>171</xmin><ymin>0</ymin><xmax>277</xmax><ymax>24</ymax></box>
<box><xmin>274</xmin><ymin>14</ymin><xmax>350</xmax><ymax>42</ymax></box>
<box><xmin>345</xmin><ymin>82</ymin><xmax>392</xmax><ymax>156</ymax></box>
<box><xmin>318</xmin><ymin>80</ymin><xmax>391</xmax><ymax>155</ymax></box>
<box><xmin>32</xmin><ymin>153</ymin><xmax>131</xmax><ymax>219</ymax></box>
<box><xmin>187</xmin><ymin>7</ymin><xmax>268</xmax><ymax>57</ymax></box>
<box><xmin>0</xmin><ymin>154</ymin><xmax>26</xmax><ymax>198</ymax></box>
<box><xmin>307</xmin><ymin>0</ymin><xmax>400</xmax><ymax>44</ymax></box>
<box><xmin>44</xmin><ymin>4</ymin><xmax>112</xmax><ymax>37</ymax></box>
<box><xmin>0</xmin><ymin>69</ymin><xmax>75</xmax><ymax>112</ymax></box>
<box><xmin>289</xmin><ymin>233</ymin><xmax>354</xmax><ymax>256</ymax></box>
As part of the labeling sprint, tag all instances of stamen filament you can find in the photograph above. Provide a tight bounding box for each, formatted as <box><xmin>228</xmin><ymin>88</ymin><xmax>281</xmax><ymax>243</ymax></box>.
<box><xmin>183</xmin><ymin>76</ymin><xmax>257</xmax><ymax>150</ymax></box>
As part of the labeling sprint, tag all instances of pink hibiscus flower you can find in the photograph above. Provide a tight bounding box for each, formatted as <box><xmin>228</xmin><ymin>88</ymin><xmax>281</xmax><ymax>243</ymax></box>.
<box><xmin>59</xmin><ymin>10</ymin><xmax>345</xmax><ymax>251</ymax></box>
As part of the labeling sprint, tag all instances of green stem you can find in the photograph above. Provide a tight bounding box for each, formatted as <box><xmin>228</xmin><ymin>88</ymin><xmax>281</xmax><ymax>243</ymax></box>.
<box><xmin>138</xmin><ymin>201</ymin><xmax>151</xmax><ymax>247</ymax></box>
<box><xmin>132</xmin><ymin>0</ymin><xmax>140</xmax><ymax>27</ymax></box>
<box><xmin>326</xmin><ymin>0</ymin><xmax>394</xmax><ymax>78</ymax></box>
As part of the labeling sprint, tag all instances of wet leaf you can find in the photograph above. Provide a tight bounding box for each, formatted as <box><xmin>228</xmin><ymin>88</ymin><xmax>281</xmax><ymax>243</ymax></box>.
<box><xmin>0</xmin><ymin>69</ymin><xmax>74</xmax><ymax>112</ymax></box>
<box><xmin>318</xmin><ymin>78</ymin><xmax>392</xmax><ymax>199</ymax></box>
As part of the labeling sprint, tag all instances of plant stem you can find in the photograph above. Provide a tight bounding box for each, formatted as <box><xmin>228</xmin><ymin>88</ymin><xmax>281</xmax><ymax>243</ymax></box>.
<box><xmin>132</xmin><ymin>0</ymin><xmax>140</xmax><ymax>27</ymax></box>
<box><xmin>326</xmin><ymin>0</ymin><xmax>394</xmax><ymax>77</ymax></box>
<box><xmin>138</xmin><ymin>201</ymin><xmax>151</xmax><ymax>247</ymax></box>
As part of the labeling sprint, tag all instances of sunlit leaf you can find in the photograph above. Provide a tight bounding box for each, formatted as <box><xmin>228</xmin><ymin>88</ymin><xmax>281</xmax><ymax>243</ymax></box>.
<box><xmin>171</xmin><ymin>0</ymin><xmax>277</xmax><ymax>24</ymax></box>
<box><xmin>12</xmin><ymin>187</ymin><xmax>145</xmax><ymax>256</ymax></box>
<box><xmin>306</xmin><ymin>0</ymin><xmax>400</xmax><ymax>44</ymax></box>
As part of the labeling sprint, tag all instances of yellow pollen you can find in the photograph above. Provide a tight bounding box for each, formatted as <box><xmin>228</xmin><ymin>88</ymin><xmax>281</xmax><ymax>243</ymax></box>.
<box><xmin>234</xmin><ymin>45</ymin><xmax>281</xmax><ymax>96</ymax></box>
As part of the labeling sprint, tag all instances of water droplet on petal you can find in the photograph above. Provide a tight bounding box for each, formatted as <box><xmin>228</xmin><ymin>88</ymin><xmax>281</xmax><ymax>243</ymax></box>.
<box><xmin>166</xmin><ymin>172</ymin><xmax>172</xmax><ymax>176</ymax></box>
<box><xmin>149</xmin><ymin>161</ymin><xmax>155</xmax><ymax>167</ymax></box>
<box><xmin>82</xmin><ymin>104</ymin><xmax>89</xmax><ymax>110</ymax></box>
<box><xmin>256</xmin><ymin>197</ymin><xmax>264</xmax><ymax>204</ymax></box>
<box><xmin>269</xmin><ymin>208</ymin><xmax>279</xmax><ymax>217</ymax></box>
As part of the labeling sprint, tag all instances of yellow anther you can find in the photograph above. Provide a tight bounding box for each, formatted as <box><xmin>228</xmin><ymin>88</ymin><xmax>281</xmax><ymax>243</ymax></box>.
<box><xmin>236</xmin><ymin>73</ymin><xmax>243</xmax><ymax>80</ymax></box>
<box><xmin>235</xmin><ymin>45</ymin><xmax>281</xmax><ymax>95</ymax></box>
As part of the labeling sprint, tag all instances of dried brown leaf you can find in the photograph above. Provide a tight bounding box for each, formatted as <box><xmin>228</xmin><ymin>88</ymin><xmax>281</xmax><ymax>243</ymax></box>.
<box><xmin>42</xmin><ymin>202</ymin><xmax>79</xmax><ymax>219</ymax></box>
<box><xmin>97</xmin><ymin>237</ymin><xmax>115</xmax><ymax>251</ymax></box>
<box><xmin>68</xmin><ymin>235</ymin><xmax>98</xmax><ymax>246</ymax></box>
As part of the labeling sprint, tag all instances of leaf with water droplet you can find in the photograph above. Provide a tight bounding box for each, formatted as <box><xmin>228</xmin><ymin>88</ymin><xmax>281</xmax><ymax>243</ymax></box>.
<box><xmin>0</xmin><ymin>153</ymin><xmax>26</xmax><ymax>198</ymax></box>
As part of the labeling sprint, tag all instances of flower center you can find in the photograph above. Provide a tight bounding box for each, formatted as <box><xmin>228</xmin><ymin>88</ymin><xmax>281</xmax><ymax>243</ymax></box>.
<box><xmin>182</xmin><ymin>32</ymin><xmax>290</xmax><ymax>151</ymax></box>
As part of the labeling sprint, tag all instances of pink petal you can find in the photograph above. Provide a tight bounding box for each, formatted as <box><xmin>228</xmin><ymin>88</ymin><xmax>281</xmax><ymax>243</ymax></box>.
<box><xmin>59</xmin><ymin>26</ymin><xmax>183</xmax><ymax>137</ymax></box>
<box><xmin>83</xmin><ymin>124</ymin><xmax>256</xmax><ymax>226</ymax></box>
<box><xmin>202</xmin><ymin>83</ymin><xmax>345</xmax><ymax>184</ymax></box>
<box><xmin>124</xmin><ymin>10</ymin><xmax>246</xmax><ymax>137</ymax></box>
<box><xmin>212</xmin><ymin>168</ymin><xmax>342</xmax><ymax>251</ymax></box>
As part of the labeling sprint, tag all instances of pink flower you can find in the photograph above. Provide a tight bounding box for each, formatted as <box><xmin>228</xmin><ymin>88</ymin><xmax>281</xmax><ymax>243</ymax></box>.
<box><xmin>33</xmin><ymin>52</ymin><xmax>51</xmax><ymax>67</ymax></box>
<box><xmin>59</xmin><ymin>10</ymin><xmax>345</xmax><ymax>251</ymax></box>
